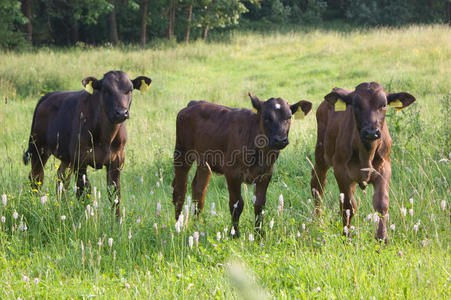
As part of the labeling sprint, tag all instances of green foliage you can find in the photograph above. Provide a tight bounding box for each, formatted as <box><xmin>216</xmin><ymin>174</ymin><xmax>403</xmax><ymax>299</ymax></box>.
<box><xmin>345</xmin><ymin>0</ymin><xmax>450</xmax><ymax>26</ymax></box>
<box><xmin>0</xmin><ymin>26</ymin><xmax>450</xmax><ymax>297</ymax></box>
<box><xmin>195</xmin><ymin>0</ymin><xmax>248</xmax><ymax>29</ymax></box>
<box><xmin>0</xmin><ymin>0</ymin><xmax>27</xmax><ymax>49</ymax></box>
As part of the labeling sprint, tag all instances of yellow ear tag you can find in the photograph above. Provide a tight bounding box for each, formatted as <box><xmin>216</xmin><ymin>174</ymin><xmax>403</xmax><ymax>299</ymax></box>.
<box><xmin>140</xmin><ymin>79</ymin><xmax>151</xmax><ymax>93</ymax></box>
<box><xmin>85</xmin><ymin>81</ymin><xmax>93</xmax><ymax>94</ymax></box>
<box><xmin>293</xmin><ymin>110</ymin><xmax>305</xmax><ymax>120</ymax></box>
<box><xmin>389</xmin><ymin>99</ymin><xmax>403</xmax><ymax>111</ymax></box>
<box><xmin>335</xmin><ymin>99</ymin><xmax>346</xmax><ymax>112</ymax></box>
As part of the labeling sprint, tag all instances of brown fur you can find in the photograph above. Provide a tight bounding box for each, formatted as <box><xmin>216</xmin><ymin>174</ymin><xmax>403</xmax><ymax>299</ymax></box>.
<box><xmin>172</xmin><ymin>94</ymin><xmax>312</xmax><ymax>237</ymax></box>
<box><xmin>23</xmin><ymin>71</ymin><xmax>151</xmax><ymax>216</ymax></box>
<box><xmin>310</xmin><ymin>82</ymin><xmax>416</xmax><ymax>242</ymax></box>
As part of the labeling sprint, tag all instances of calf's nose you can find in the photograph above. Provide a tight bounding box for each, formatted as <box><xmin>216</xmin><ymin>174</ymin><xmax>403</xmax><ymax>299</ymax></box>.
<box><xmin>363</xmin><ymin>128</ymin><xmax>381</xmax><ymax>141</ymax></box>
<box><xmin>274</xmin><ymin>137</ymin><xmax>289</xmax><ymax>147</ymax></box>
<box><xmin>115</xmin><ymin>108</ymin><xmax>129</xmax><ymax>118</ymax></box>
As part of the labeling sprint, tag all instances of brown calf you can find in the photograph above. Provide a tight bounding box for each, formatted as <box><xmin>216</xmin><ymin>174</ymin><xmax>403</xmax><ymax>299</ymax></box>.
<box><xmin>172</xmin><ymin>93</ymin><xmax>312</xmax><ymax>236</ymax></box>
<box><xmin>310</xmin><ymin>82</ymin><xmax>416</xmax><ymax>242</ymax></box>
<box><xmin>23</xmin><ymin>71</ymin><xmax>152</xmax><ymax>216</ymax></box>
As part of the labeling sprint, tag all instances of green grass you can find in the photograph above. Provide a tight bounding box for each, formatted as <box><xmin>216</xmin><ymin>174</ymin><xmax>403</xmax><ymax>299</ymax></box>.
<box><xmin>0</xmin><ymin>25</ymin><xmax>450</xmax><ymax>298</ymax></box>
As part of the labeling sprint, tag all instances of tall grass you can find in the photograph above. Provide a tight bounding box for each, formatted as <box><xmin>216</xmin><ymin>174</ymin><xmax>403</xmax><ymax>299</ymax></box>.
<box><xmin>0</xmin><ymin>25</ymin><xmax>450</xmax><ymax>298</ymax></box>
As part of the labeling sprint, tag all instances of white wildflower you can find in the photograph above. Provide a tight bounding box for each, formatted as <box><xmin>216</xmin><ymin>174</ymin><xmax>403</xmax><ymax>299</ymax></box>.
<box><xmin>108</xmin><ymin>238</ymin><xmax>113</xmax><ymax>248</ymax></box>
<box><xmin>193</xmin><ymin>231</ymin><xmax>199</xmax><ymax>247</ymax></box>
<box><xmin>1</xmin><ymin>194</ymin><xmax>7</xmax><ymax>206</ymax></box>
<box><xmin>413</xmin><ymin>220</ymin><xmax>420</xmax><ymax>234</ymax></box>
<box><xmin>61</xmin><ymin>215</ymin><xmax>66</xmax><ymax>221</ymax></box>
<box><xmin>34</xmin><ymin>278</ymin><xmax>40</xmax><ymax>285</ymax></box>
<box><xmin>1</xmin><ymin>216</ymin><xmax>5</xmax><ymax>223</ymax></box>
<box><xmin>251</xmin><ymin>195</ymin><xmax>256</xmax><ymax>204</ymax></box>
<box><xmin>339</xmin><ymin>193</ymin><xmax>344</xmax><ymax>204</ymax></box>
<box><xmin>13</xmin><ymin>210</ymin><xmax>18</xmax><ymax>219</ymax></box>
<box><xmin>188</xmin><ymin>236</ymin><xmax>194</xmax><ymax>249</ymax></box>
<box><xmin>269</xmin><ymin>218</ymin><xmax>274</xmax><ymax>229</ymax></box>
<box><xmin>211</xmin><ymin>202</ymin><xmax>216</xmax><ymax>216</ymax></box>
<box><xmin>216</xmin><ymin>232</ymin><xmax>221</xmax><ymax>241</ymax></box>
<box><xmin>441</xmin><ymin>200</ymin><xmax>446</xmax><ymax>211</ymax></box>
<box><xmin>136</xmin><ymin>217</ymin><xmax>141</xmax><ymax>224</ymax></box>
<box><xmin>343</xmin><ymin>226</ymin><xmax>349</xmax><ymax>235</ymax></box>
<box><xmin>230</xmin><ymin>227</ymin><xmax>235</xmax><ymax>236</ymax></box>
<box><xmin>302</xmin><ymin>223</ymin><xmax>306</xmax><ymax>230</ymax></box>
<box><xmin>128</xmin><ymin>228</ymin><xmax>132</xmax><ymax>239</ymax></box>
<box><xmin>248</xmin><ymin>233</ymin><xmax>254</xmax><ymax>242</ymax></box>
<box><xmin>156</xmin><ymin>201</ymin><xmax>161</xmax><ymax>213</ymax></box>
<box><xmin>372</xmin><ymin>213</ymin><xmax>379</xmax><ymax>223</ymax></box>
<box><xmin>400</xmin><ymin>206</ymin><xmax>407</xmax><ymax>217</ymax></box>
<box><xmin>390</xmin><ymin>224</ymin><xmax>396</xmax><ymax>231</ymax></box>
<box><xmin>278</xmin><ymin>194</ymin><xmax>284</xmax><ymax>211</ymax></box>
<box><xmin>409</xmin><ymin>208</ymin><xmax>413</xmax><ymax>217</ymax></box>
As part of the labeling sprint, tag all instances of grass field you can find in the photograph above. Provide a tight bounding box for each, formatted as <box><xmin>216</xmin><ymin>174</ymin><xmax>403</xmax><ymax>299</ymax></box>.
<box><xmin>0</xmin><ymin>24</ymin><xmax>450</xmax><ymax>298</ymax></box>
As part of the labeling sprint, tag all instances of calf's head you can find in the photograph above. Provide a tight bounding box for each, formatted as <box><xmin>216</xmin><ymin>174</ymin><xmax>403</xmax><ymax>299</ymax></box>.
<box><xmin>325</xmin><ymin>82</ymin><xmax>415</xmax><ymax>147</ymax></box>
<box><xmin>248</xmin><ymin>92</ymin><xmax>312</xmax><ymax>150</ymax></box>
<box><xmin>82</xmin><ymin>71</ymin><xmax>152</xmax><ymax>124</ymax></box>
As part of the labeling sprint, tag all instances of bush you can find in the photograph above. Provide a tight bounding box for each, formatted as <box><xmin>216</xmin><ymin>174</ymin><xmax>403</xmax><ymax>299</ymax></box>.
<box><xmin>0</xmin><ymin>0</ymin><xmax>27</xmax><ymax>49</ymax></box>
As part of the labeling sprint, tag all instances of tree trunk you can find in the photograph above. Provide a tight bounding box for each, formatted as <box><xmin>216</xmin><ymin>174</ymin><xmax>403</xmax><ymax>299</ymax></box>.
<box><xmin>167</xmin><ymin>0</ymin><xmax>175</xmax><ymax>40</ymax></box>
<box><xmin>184</xmin><ymin>4</ymin><xmax>193</xmax><ymax>43</ymax></box>
<box><xmin>140</xmin><ymin>0</ymin><xmax>148</xmax><ymax>46</ymax></box>
<box><xmin>71</xmin><ymin>20</ymin><xmax>79</xmax><ymax>44</ymax></box>
<box><xmin>202</xmin><ymin>24</ymin><xmax>209</xmax><ymax>41</ymax></box>
<box><xmin>109</xmin><ymin>0</ymin><xmax>119</xmax><ymax>45</ymax></box>
<box><xmin>21</xmin><ymin>0</ymin><xmax>33</xmax><ymax>44</ymax></box>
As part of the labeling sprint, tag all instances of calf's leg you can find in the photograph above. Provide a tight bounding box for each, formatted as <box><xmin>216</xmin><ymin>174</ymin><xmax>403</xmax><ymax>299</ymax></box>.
<box><xmin>226</xmin><ymin>175</ymin><xmax>244</xmax><ymax>238</ymax></box>
<box><xmin>310</xmin><ymin>125</ymin><xmax>329</xmax><ymax>216</ymax></box>
<box><xmin>334</xmin><ymin>168</ymin><xmax>357</xmax><ymax>236</ymax></box>
<box><xmin>372</xmin><ymin>163</ymin><xmax>391</xmax><ymax>243</ymax></box>
<box><xmin>56</xmin><ymin>161</ymin><xmax>72</xmax><ymax>193</ymax></box>
<box><xmin>29</xmin><ymin>148</ymin><xmax>49</xmax><ymax>190</ymax></box>
<box><xmin>76</xmin><ymin>166</ymin><xmax>91</xmax><ymax>199</ymax></box>
<box><xmin>106</xmin><ymin>157</ymin><xmax>123</xmax><ymax>217</ymax></box>
<box><xmin>172</xmin><ymin>150</ymin><xmax>192</xmax><ymax>220</ymax></box>
<box><xmin>191</xmin><ymin>164</ymin><xmax>212</xmax><ymax>215</ymax></box>
<box><xmin>254</xmin><ymin>175</ymin><xmax>271</xmax><ymax>237</ymax></box>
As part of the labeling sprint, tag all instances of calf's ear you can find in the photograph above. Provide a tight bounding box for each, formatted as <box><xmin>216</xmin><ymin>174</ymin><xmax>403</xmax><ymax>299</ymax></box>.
<box><xmin>248</xmin><ymin>92</ymin><xmax>262</xmax><ymax>113</ymax></box>
<box><xmin>132</xmin><ymin>76</ymin><xmax>152</xmax><ymax>93</ymax></box>
<box><xmin>324</xmin><ymin>88</ymin><xmax>353</xmax><ymax>112</ymax></box>
<box><xmin>291</xmin><ymin>100</ymin><xmax>312</xmax><ymax>120</ymax></box>
<box><xmin>387</xmin><ymin>92</ymin><xmax>416</xmax><ymax>111</ymax></box>
<box><xmin>82</xmin><ymin>77</ymin><xmax>101</xmax><ymax>94</ymax></box>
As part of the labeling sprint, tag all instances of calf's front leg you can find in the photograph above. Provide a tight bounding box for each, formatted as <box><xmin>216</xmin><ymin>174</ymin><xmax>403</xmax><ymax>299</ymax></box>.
<box><xmin>225</xmin><ymin>175</ymin><xmax>244</xmax><ymax>238</ymax></box>
<box><xmin>107</xmin><ymin>156</ymin><xmax>123</xmax><ymax>217</ymax></box>
<box><xmin>334</xmin><ymin>167</ymin><xmax>357</xmax><ymax>236</ymax></box>
<box><xmin>371</xmin><ymin>163</ymin><xmax>391</xmax><ymax>243</ymax></box>
<box><xmin>254</xmin><ymin>175</ymin><xmax>271</xmax><ymax>237</ymax></box>
<box><xmin>75</xmin><ymin>166</ymin><xmax>91</xmax><ymax>199</ymax></box>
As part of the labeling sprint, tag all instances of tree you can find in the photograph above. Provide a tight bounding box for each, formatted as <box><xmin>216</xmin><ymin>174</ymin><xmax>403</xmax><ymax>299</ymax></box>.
<box><xmin>140</xmin><ymin>0</ymin><xmax>149</xmax><ymax>46</ymax></box>
<box><xmin>0</xmin><ymin>0</ymin><xmax>26</xmax><ymax>49</ymax></box>
<box><xmin>21</xmin><ymin>0</ymin><xmax>33</xmax><ymax>44</ymax></box>
<box><xmin>183</xmin><ymin>0</ymin><xmax>194</xmax><ymax>43</ymax></box>
<box><xmin>109</xmin><ymin>0</ymin><xmax>119</xmax><ymax>45</ymax></box>
<box><xmin>167</xmin><ymin>0</ymin><xmax>176</xmax><ymax>39</ymax></box>
<box><xmin>196</xmin><ymin>0</ymin><xmax>247</xmax><ymax>41</ymax></box>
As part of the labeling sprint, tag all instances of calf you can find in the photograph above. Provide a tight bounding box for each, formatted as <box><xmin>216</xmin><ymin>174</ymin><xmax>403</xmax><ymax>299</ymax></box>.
<box><xmin>23</xmin><ymin>71</ymin><xmax>152</xmax><ymax>216</ymax></box>
<box><xmin>310</xmin><ymin>82</ymin><xmax>416</xmax><ymax>242</ymax></box>
<box><xmin>172</xmin><ymin>93</ymin><xmax>312</xmax><ymax>236</ymax></box>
